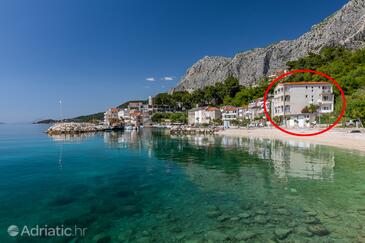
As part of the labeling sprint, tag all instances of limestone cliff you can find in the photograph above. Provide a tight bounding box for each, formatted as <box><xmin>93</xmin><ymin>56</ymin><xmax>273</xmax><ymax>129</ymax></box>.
<box><xmin>175</xmin><ymin>0</ymin><xmax>365</xmax><ymax>91</ymax></box>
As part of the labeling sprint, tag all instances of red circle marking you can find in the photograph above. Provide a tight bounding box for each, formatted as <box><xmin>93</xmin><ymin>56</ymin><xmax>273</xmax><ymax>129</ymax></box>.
<box><xmin>263</xmin><ymin>69</ymin><xmax>347</xmax><ymax>137</ymax></box>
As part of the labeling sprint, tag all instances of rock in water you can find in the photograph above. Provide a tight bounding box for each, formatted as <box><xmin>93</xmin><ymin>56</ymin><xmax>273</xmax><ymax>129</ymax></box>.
<box><xmin>235</xmin><ymin>231</ymin><xmax>256</xmax><ymax>241</ymax></box>
<box><xmin>274</xmin><ymin>228</ymin><xmax>292</xmax><ymax>240</ymax></box>
<box><xmin>47</xmin><ymin>122</ymin><xmax>107</xmax><ymax>135</ymax></box>
<box><xmin>307</xmin><ymin>225</ymin><xmax>330</xmax><ymax>236</ymax></box>
<box><xmin>205</xmin><ymin>230</ymin><xmax>228</xmax><ymax>241</ymax></box>
<box><xmin>173</xmin><ymin>0</ymin><xmax>365</xmax><ymax>91</ymax></box>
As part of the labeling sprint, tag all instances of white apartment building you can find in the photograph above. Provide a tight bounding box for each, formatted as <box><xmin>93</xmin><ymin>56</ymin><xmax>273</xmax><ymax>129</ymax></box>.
<box><xmin>188</xmin><ymin>107</ymin><xmax>221</xmax><ymax>126</ymax></box>
<box><xmin>272</xmin><ymin>82</ymin><xmax>334</xmax><ymax>127</ymax></box>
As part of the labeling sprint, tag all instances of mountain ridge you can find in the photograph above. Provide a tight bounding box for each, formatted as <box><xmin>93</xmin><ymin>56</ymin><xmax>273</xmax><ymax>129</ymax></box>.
<box><xmin>174</xmin><ymin>0</ymin><xmax>365</xmax><ymax>91</ymax></box>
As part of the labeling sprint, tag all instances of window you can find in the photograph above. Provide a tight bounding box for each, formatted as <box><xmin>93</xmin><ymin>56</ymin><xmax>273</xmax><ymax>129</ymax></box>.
<box><xmin>306</xmin><ymin>86</ymin><xmax>308</xmax><ymax>89</ymax></box>
<box><xmin>305</xmin><ymin>95</ymin><xmax>308</xmax><ymax>98</ymax></box>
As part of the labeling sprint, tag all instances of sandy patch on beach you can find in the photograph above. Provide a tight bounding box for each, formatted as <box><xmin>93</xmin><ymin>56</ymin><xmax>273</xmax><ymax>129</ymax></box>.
<box><xmin>217</xmin><ymin>127</ymin><xmax>365</xmax><ymax>153</ymax></box>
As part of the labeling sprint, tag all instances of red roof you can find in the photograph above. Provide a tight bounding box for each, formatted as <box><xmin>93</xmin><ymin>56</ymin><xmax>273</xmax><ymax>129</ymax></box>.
<box><xmin>110</xmin><ymin>108</ymin><xmax>119</xmax><ymax>113</ymax></box>
<box><xmin>130</xmin><ymin>110</ymin><xmax>142</xmax><ymax>116</ymax></box>
<box><xmin>222</xmin><ymin>106</ymin><xmax>238</xmax><ymax>111</ymax></box>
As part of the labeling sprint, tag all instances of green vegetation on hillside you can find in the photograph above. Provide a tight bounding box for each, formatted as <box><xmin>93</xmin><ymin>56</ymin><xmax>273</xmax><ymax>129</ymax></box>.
<box><xmin>71</xmin><ymin>112</ymin><xmax>104</xmax><ymax>123</ymax></box>
<box><xmin>153</xmin><ymin>76</ymin><xmax>270</xmax><ymax>109</ymax></box>
<box><xmin>151</xmin><ymin>112</ymin><xmax>187</xmax><ymax>123</ymax></box>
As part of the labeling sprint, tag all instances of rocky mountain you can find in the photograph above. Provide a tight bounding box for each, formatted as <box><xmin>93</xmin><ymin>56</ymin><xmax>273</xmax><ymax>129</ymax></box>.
<box><xmin>174</xmin><ymin>0</ymin><xmax>365</xmax><ymax>91</ymax></box>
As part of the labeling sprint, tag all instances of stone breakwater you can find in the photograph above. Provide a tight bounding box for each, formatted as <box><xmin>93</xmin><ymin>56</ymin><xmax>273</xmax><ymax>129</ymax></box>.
<box><xmin>170</xmin><ymin>126</ymin><xmax>219</xmax><ymax>135</ymax></box>
<box><xmin>46</xmin><ymin>122</ymin><xmax>108</xmax><ymax>135</ymax></box>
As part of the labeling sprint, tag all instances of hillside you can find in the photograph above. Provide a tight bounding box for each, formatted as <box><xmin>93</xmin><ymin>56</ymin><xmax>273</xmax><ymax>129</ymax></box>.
<box><xmin>174</xmin><ymin>0</ymin><xmax>365</xmax><ymax>91</ymax></box>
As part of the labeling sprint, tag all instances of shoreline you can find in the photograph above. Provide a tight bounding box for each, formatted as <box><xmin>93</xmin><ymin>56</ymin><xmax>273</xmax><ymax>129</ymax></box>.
<box><xmin>216</xmin><ymin>127</ymin><xmax>365</xmax><ymax>153</ymax></box>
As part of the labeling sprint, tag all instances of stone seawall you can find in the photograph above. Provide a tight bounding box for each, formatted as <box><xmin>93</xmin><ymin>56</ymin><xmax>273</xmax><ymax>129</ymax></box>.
<box><xmin>46</xmin><ymin>122</ymin><xmax>108</xmax><ymax>135</ymax></box>
<box><xmin>170</xmin><ymin>126</ymin><xmax>218</xmax><ymax>135</ymax></box>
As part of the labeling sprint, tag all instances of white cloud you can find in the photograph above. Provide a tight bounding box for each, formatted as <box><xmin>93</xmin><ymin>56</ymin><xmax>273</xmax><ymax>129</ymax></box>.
<box><xmin>162</xmin><ymin>76</ymin><xmax>175</xmax><ymax>81</ymax></box>
<box><xmin>146</xmin><ymin>77</ymin><xmax>155</xmax><ymax>82</ymax></box>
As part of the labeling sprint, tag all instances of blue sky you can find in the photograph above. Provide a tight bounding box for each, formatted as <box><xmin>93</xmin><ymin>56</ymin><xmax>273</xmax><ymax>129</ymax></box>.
<box><xmin>0</xmin><ymin>0</ymin><xmax>348</xmax><ymax>122</ymax></box>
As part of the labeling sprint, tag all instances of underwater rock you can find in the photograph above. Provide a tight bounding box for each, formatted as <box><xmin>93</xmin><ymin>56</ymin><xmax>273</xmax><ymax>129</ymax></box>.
<box><xmin>240</xmin><ymin>202</ymin><xmax>252</xmax><ymax>210</ymax></box>
<box><xmin>323</xmin><ymin>211</ymin><xmax>339</xmax><ymax>218</ymax></box>
<box><xmin>256</xmin><ymin>209</ymin><xmax>267</xmax><ymax>215</ymax></box>
<box><xmin>235</xmin><ymin>231</ymin><xmax>256</xmax><ymax>241</ymax></box>
<box><xmin>217</xmin><ymin>214</ymin><xmax>230</xmax><ymax>222</ymax></box>
<box><xmin>254</xmin><ymin>215</ymin><xmax>267</xmax><ymax>224</ymax></box>
<box><xmin>349</xmin><ymin>223</ymin><xmax>363</xmax><ymax>230</ymax></box>
<box><xmin>307</xmin><ymin>224</ymin><xmax>330</xmax><ymax>236</ymax></box>
<box><xmin>238</xmin><ymin>212</ymin><xmax>251</xmax><ymax>219</ymax></box>
<box><xmin>276</xmin><ymin>208</ymin><xmax>291</xmax><ymax>216</ymax></box>
<box><xmin>92</xmin><ymin>233</ymin><xmax>111</xmax><ymax>243</ymax></box>
<box><xmin>230</xmin><ymin>217</ymin><xmax>240</xmax><ymax>222</ymax></box>
<box><xmin>206</xmin><ymin>210</ymin><xmax>221</xmax><ymax>218</ymax></box>
<box><xmin>305</xmin><ymin>211</ymin><xmax>318</xmax><ymax>217</ymax></box>
<box><xmin>205</xmin><ymin>230</ymin><xmax>229</xmax><ymax>241</ymax></box>
<box><xmin>296</xmin><ymin>226</ymin><xmax>313</xmax><ymax>237</ymax></box>
<box><xmin>206</xmin><ymin>205</ymin><xmax>219</xmax><ymax>211</ymax></box>
<box><xmin>303</xmin><ymin>216</ymin><xmax>320</xmax><ymax>224</ymax></box>
<box><xmin>175</xmin><ymin>232</ymin><xmax>186</xmax><ymax>240</ymax></box>
<box><xmin>274</xmin><ymin>228</ymin><xmax>292</xmax><ymax>240</ymax></box>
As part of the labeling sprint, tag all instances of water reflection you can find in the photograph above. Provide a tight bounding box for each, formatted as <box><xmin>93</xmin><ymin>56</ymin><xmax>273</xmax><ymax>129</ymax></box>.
<box><xmin>40</xmin><ymin>128</ymin><xmax>365</xmax><ymax>242</ymax></box>
<box><xmin>99</xmin><ymin>129</ymin><xmax>336</xmax><ymax>181</ymax></box>
<box><xmin>49</xmin><ymin>132</ymin><xmax>99</xmax><ymax>142</ymax></box>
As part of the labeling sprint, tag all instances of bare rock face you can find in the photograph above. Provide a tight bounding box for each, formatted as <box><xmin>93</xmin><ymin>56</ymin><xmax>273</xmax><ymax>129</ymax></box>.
<box><xmin>175</xmin><ymin>0</ymin><xmax>365</xmax><ymax>91</ymax></box>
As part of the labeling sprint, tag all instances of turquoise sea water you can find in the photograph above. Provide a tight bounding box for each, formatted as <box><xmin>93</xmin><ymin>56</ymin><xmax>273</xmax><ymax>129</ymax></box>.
<box><xmin>1</xmin><ymin>124</ymin><xmax>365</xmax><ymax>242</ymax></box>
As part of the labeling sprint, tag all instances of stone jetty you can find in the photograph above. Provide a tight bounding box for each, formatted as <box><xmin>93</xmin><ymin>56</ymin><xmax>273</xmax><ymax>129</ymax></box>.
<box><xmin>46</xmin><ymin>122</ymin><xmax>108</xmax><ymax>135</ymax></box>
<box><xmin>170</xmin><ymin>126</ymin><xmax>218</xmax><ymax>135</ymax></box>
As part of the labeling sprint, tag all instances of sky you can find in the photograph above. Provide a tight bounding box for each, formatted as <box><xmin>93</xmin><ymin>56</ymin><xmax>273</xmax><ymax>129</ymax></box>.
<box><xmin>0</xmin><ymin>0</ymin><xmax>348</xmax><ymax>123</ymax></box>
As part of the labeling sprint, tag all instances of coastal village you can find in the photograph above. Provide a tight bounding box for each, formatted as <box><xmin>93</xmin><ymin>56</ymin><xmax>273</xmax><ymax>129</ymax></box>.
<box><xmin>48</xmin><ymin>65</ymin><xmax>364</xmax><ymax>138</ymax></box>
<box><xmin>101</xmin><ymin>76</ymin><xmax>339</xmax><ymax>132</ymax></box>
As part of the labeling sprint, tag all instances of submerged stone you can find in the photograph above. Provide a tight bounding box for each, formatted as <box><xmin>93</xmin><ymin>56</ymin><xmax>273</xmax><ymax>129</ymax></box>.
<box><xmin>296</xmin><ymin>226</ymin><xmax>313</xmax><ymax>237</ymax></box>
<box><xmin>256</xmin><ymin>209</ymin><xmax>267</xmax><ymax>215</ymax></box>
<box><xmin>323</xmin><ymin>211</ymin><xmax>339</xmax><ymax>218</ymax></box>
<box><xmin>235</xmin><ymin>231</ymin><xmax>256</xmax><ymax>240</ymax></box>
<box><xmin>274</xmin><ymin>228</ymin><xmax>292</xmax><ymax>240</ymax></box>
<box><xmin>306</xmin><ymin>211</ymin><xmax>318</xmax><ymax>217</ymax></box>
<box><xmin>205</xmin><ymin>230</ymin><xmax>228</xmax><ymax>241</ymax></box>
<box><xmin>307</xmin><ymin>224</ymin><xmax>330</xmax><ymax>236</ymax></box>
<box><xmin>217</xmin><ymin>214</ymin><xmax>230</xmax><ymax>222</ymax></box>
<box><xmin>276</xmin><ymin>208</ymin><xmax>291</xmax><ymax>216</ymax></box>
<box><xmin>254</xmin><ymin>215</ymin><xmax>267</xmax><ymax>224</ymax></box>
<box><xmin>206</xmin><ymin>210</ymin><xmax>221</xmax><ymax>218</ymax></box>
<box><xmin>240</xmin><ymin>202</ymin><xmax>252</xmax><ymax>210</ymax></box>
<box><xmin>303</xmin><ymin>216</ymin><xmax>320</xmax><ymax>224</ymax></box>
<box><xmin>230</xmin><ymin>217</ymin><xmax>240</xmax><ymax>222</ymax></box>
<box><xmin>238</xmin><ymin>212</ymin><xmax>251</xmax><ymax>219</ymax></box>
